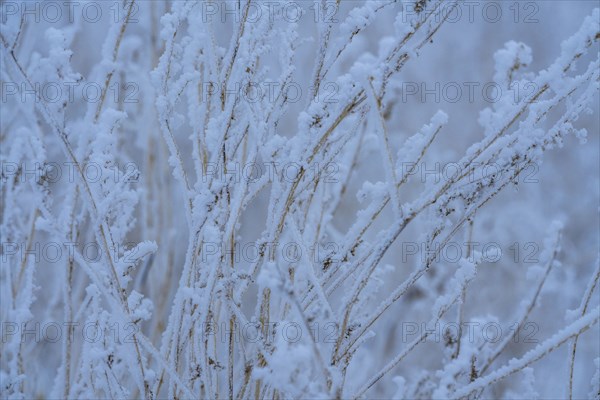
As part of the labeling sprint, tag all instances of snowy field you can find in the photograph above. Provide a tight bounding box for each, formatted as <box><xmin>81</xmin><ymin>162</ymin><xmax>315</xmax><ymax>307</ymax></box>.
<box><xmin>1</xmin><ymin>1</ymin><xmax>599</xmax><ymax>399</ymax></box>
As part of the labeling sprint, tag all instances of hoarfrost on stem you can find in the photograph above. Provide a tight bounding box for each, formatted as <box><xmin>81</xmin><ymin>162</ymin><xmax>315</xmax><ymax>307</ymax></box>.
<box><xmin>1</xmin><ymin>1</ymin><xmax>598</xmax><ymax>399</ymax></box>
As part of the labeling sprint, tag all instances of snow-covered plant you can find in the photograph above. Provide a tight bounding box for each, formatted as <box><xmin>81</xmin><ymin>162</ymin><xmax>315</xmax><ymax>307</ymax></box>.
<box><xmin>1</xmin><ymin>1</ymin><xmax>598</xmax><ymax>399</ymax></box>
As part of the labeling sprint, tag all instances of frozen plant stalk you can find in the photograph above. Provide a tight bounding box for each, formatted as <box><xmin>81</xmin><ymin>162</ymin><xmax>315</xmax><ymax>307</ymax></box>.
<box><xmin>1</xmin><ymin>1</ymin><xmax>599</xmax><ymax>399</ymax></box>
